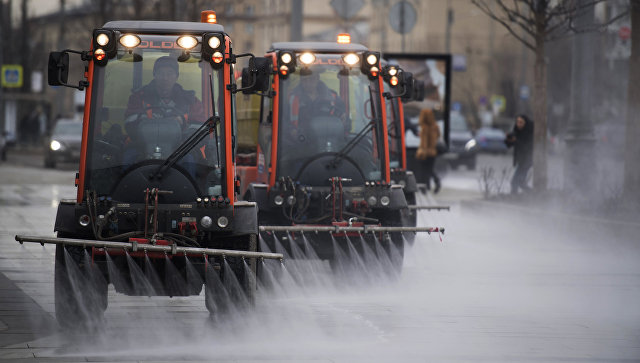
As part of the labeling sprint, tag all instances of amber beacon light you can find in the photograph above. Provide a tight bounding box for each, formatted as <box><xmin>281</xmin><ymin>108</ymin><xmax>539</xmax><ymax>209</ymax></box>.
<box><xmin>201</xmin><ymin>10</ymin><xmax>217</xmax><ymax>24</ymax></box>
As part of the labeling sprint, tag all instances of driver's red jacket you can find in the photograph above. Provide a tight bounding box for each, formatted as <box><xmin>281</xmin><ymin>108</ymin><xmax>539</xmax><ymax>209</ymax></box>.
<box><xmin>125</xmin><ymin>81</ymin><xmax>205</xmax><ymax>127</ymax></box>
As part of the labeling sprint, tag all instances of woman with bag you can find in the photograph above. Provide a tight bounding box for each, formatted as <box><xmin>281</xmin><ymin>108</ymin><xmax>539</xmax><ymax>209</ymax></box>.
<box><xmin>415</xmin><ymin>108</ymin><xmax>441</xmax><ymax>193</ymax></box>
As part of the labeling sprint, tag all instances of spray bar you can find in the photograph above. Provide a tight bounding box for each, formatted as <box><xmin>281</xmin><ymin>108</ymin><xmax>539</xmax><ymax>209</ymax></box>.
<box><xmin>15</xmin><ymin>235</ymin><xmax>284</xmax><ymax>260</ymax></box>
<box><xmin>407</xmin><ymin>205</ymin><xmax>450</xmax><ymax>211</ymax></box>
<box><xmin>259</xmin><ymin>225</ymin><xmax>444</xmax><ymax>234</ymax></box>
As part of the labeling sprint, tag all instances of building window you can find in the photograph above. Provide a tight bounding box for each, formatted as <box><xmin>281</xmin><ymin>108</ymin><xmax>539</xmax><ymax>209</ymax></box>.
<box><xmin>245</xmin><ymin>23</ymin><xmax>254</xmax><ymax>34</ymax></box>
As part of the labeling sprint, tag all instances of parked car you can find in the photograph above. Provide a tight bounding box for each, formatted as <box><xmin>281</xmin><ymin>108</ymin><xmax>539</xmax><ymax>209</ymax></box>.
<box><xmin>44</xmin><ymin>119</ymin><xmax>83</xmax><ymax>168</ymax></box>
<box><xmin>442</xmin><ymin>112</ymin><xmax>477</xmax><ymax>170</ymax></box>
<box><xmin>475</xmin><ymin>127</ymin><xmax>508</xmax><ymax>153</ymax></box>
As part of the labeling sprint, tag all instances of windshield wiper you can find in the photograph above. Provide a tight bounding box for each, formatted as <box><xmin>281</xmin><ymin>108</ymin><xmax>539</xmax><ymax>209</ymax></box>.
<box><xmin>327</xmin><ymin>86</ymin><xmax>378</xmax><ymax>168</ymax></box>
<box><xmin>151</xmin><ymin>74</ymin><xmax>221</xmax><ymax>180</ymax></box>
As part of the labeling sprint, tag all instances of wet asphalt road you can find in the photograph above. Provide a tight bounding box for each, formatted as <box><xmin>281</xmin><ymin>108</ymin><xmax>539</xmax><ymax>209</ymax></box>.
<box><xmin>0</xmin><ymin>151</ymin><xmax>639</xmax><ymax>362</ymax></box>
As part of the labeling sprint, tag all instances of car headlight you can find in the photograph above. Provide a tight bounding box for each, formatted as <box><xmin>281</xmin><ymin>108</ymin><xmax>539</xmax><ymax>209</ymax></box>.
<box><xmin>465</xmin><ymin>139</ymin><xmax>477</xmax><ymax>151</ymax></box>
<box><xmin>50</xmin><ymin>140</ymin><xmax>62</xmax><ymax>151</ymax></box>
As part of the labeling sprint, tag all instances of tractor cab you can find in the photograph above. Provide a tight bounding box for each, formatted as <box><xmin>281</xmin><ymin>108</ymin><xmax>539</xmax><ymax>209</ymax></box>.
<box><xmin>54</xmin><ymin>21</ymin><xmax>233</xmax><ymax>205</ymax></box>
<box><xmin>21</xmin><ymin>12</ymin><xmax>283</xmax><ymax>327</ymax></box>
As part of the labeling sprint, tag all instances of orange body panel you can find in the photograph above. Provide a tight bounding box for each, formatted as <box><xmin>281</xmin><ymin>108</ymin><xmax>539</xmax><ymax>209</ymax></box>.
<box><xmin>76</xmin><ymin>55</ymin><xmax>95</xmax><ymax>203</ymax></box>
<box><xmin>398</xmin><ymin>99</ymin><xmax>407</xmax><ymax>170</ymax></box>
<box><xmin>224</xmin><ymin>36</ymin><xmax>235</xmax><ymax>203</ymax></box>
<box><xmin>378</xmin><ymin>74</ymin><xmax>391</xmax><ymax>184</ymax></box>
<box><xmin>268</xmin><ymin>53</ymin><xmax>280</xmax><ymax>189</ymax></box>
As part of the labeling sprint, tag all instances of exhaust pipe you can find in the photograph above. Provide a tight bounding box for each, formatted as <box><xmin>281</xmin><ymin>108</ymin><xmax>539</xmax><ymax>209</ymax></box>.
<box><xmin>15</xmin><ymin>235</ymin><xmax>284</xmax><ymax>260</ymax></box>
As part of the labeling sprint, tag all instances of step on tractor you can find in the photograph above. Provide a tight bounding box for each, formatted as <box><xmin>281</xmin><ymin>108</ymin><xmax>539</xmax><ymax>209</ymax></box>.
<box><xmin>235</xmin><ymin>34</ymin><xmax>444</xmax><ymax>273</ymax></box>
<box><xmin>15</xmin><ymin>11</ymin><xmax>283</xmax><ymax>326</ymax></box>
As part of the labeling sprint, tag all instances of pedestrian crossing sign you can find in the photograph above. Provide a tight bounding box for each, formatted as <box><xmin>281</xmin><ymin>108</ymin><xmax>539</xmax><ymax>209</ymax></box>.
<box><xmin>1</xmin><ymin>65</ymin><xmax>23</xmax><ymax>88</ymax></box>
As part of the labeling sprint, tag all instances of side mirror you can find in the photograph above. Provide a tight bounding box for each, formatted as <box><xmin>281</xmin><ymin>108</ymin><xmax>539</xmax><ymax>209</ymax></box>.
<box><xmin>412</xmin><ymin>80</ymin><xmax>425</xmax><ymax>102</ymax></box>
<box><xmin>253</xmin><ymin>57</ymin><xmax>272</xmax><ymax>93</ymax></box>
<box><xmin>48</xmin><ymin>52</ymin><xmax>69</xmax><ymax>86</ymax></box>
<box><xmin>47</xmin><ymin>50</ymin><xmax>89</xmax><ymax>90</ymax></box>
<box><xmin>240</xmin><ymin>57</ymin><xmax>272</xmax><ymax>94</ymax></box>
<box><xmin>400</xmin><ymin>72</ymin><xmax>415</xmax><ymax>101</ymax></box>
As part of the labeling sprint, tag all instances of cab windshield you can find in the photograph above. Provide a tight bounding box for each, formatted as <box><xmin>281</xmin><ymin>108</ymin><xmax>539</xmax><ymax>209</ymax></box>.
<box><xmin>85</xmin><ymin>34</ymin><xmax>224</xmax><ymax>197</ymax></box>
<box><xmin>277</xmin><ymin>54</ymin><xmax>385</xmax><ymax>185</ymax></box>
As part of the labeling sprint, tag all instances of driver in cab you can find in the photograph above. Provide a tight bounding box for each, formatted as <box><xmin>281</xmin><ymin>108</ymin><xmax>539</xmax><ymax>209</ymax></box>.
<box><xmin>125</xmin><ymin>56</ymin><xmax>205</xmax><ymax>132</ymax></box>
<box><xmin>288</xmin><ymin>72</ymin><xmax>347</xmax><ymax>141</ymax></box>
<box><xmin>122</xmin><ymin>56</ymin><xmax>207</xmax><ymax>174</ymax></box>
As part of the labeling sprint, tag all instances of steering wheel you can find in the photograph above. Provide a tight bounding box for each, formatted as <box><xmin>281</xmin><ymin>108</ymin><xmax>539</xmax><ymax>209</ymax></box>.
<box><xmin>294</xmin><ymin>152</ymin><xmax>366</xmax><ymax>182</ymax></box>
<box><xmin>92</xmin><ymin>139</ymin><xmax>122</xmax><ymax>166</ymax></box>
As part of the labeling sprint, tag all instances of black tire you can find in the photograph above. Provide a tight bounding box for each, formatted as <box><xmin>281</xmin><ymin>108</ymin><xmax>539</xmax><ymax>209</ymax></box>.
<box><xmin>54</xmin><ymin>239</ymin><xmax>108</xmax><ymax>328</ymax></box>
<box><xmin>205</xmin><ymin>234</ymin><xmax>257</xmax><ymax>314</ymax></box>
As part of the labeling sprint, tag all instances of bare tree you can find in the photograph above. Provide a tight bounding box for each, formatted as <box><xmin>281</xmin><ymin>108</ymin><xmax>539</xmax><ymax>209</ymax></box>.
<box><xmin>472</xmin><ymin>0</ymin><xmax>627</xmax><ymax>191</ymax></box>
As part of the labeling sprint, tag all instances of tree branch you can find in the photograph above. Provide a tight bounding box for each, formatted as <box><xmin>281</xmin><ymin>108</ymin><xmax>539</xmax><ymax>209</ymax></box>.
<box><xmin>472</xmin><ymin>0</ymin><xmax>536</xmax><ymax>51</ymax></box>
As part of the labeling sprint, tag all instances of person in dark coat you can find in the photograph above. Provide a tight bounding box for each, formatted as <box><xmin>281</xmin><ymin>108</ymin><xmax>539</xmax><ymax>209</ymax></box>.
<box><xmin>505</xmin><ymin>114</ymin><xmax>534</xmax><ymax>194</ymax></box>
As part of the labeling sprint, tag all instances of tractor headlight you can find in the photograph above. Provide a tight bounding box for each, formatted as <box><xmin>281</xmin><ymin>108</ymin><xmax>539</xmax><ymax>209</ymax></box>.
<box><xmin>366</xmin><ymin>53</ymin><xmax>378</xmax><ymax>65</ymax></box>
<box><xmin>343</xmin><ymin>53</ymin><xmax>359</xmax><ymax>66</ymax></box>
<box><xmin>96</xmin><ymin>33</ymin><xmax>110</xmax><ymax>46</ymax></box>
<box><xmin>217</xmin><ymin>216</ymin><xmax>229</xmax><ymax>228</ymax></box>
<box><xmin>177</xmin><ymin>35</ymin><xmax>198</xmax><ymax>50</ymax></box>
<box><xmin>287</xmin><ymin>195</ymin><xmax>296</xmax><ymax>206</ymax></box>
<box><xmin>380</xmin><ymin>196</ymin><xmax>390</xmax><ymax>206</ymax></box>
<box><xmin>299</xmin><ymin>52</ymin><xmax>315</xmax><ymax>65</ymax></box>
<box><xmin>78</xmin><ymin>214</ymin><xmax>90</xmax><ymax>227</ymax></box>
<box><xmin>465</xmin><ymin>139</ymin><xmax>477</xmax><ymax>151</ymax></box>
<box><xmin>280</xmin><ymin>52</ymin><xmax>293</xmax><ymax>64</ymax></box>
<box><xmin>201</xmin><ymin>216</ymin><xmax>213</xmax><ymax>228</ymax></box>
<box><xmin>367</xmin><ymin>195</ymin><xmax>377</xmax><ymax>206</ymax></box>
<box><xmin>50</xmin><ymin>140</ymin><xmax>61</xmax><ymax>151</ymax></box>
<box><xmin>208</xmin><ymin>36</ymin><xmax>221</xmax><ymax>49</ymax></box>
<box><xmin>274</xmin><ymin>195</ymin><xmax>284</xmax><ymax>206</ymax></box>
<box><xmin>119</xmin><ymin>34</ymin><xmax>141</xmax><ymax>48</ymax></box>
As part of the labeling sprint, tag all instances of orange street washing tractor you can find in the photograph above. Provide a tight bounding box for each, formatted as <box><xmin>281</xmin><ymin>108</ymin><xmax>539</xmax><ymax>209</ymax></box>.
<box><xmin>15</xmin><ymin>11</ymin><xmax>283</xmax><ymax>326</ymax></box>
<box><xmin>381</xmin><ymin>58</ymin><xmax>452</xmax><ymax>237</ymax></box>
<box><xmin>235</xmin><ymin>34</ymin><xmax>444</xmax><ymax>274</ymax></box>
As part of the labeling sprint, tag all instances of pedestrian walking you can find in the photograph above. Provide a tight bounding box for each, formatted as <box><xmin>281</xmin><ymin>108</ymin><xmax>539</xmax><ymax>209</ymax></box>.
<box><xmin>415</xmin><ymin>108</ymin><xmax>441</xmax><ymax>193</ymax></box>
<box><xmin>505</xmin><ymin>114</ymin><xmax>534</xmax><ymax>194</ymax></box>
